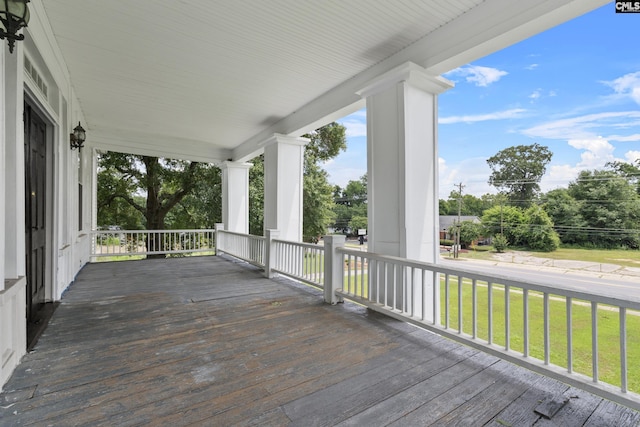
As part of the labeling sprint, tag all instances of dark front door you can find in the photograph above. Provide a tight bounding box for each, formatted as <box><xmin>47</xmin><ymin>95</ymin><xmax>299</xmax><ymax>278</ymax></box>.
<box><xmin>24</xmin><ymin>102</ymin><xmax>49</xmax><ymax>348</ymax></box>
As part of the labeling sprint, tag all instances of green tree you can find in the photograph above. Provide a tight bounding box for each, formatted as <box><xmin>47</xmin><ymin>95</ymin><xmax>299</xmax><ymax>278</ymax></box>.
<box><xmin>332</xmin><ymin>174</ymin><xmax>367</xmax><ymax>234</ymax></box>
<box><xmin>568</xmin><ymin>169</ymin><xmax>640</xmax><ymax>248</ymax></box>
<box><xmin>249</xmin><ymin>155</ymin><xmax>265</xmax><ymax>236</ymax></box>
<box><xmin>492</xmin><ymin>233</ymin><xmax>509</xmax><ymax>253</ymax></box>
<box><xmin>97</xmin><ymin>152</ymin><xmax>208</xmax><ymax>257</ymax></box>
<box><xmin>607</xmin><ymin>159</ymin><xmax>640</xmax><ymax>195</ymax></box>
<box><xmin>459</xmin><ymin>220</ymin><xmax>483</xmax><ymax>248</ymax></box>
<box><xmin>487</xmin><ymin>143</ymin><xmax>552</xmax><ymax>207</ymax></box>
<box><xmin>442</xmin><ymin>191</ymin><xmax>494</xmax><ymax>216</ymax></box>
<box><xmin>302</xmin><ymin>122</ymin><xmax>347</xmax><ymax>242</ymax></box>
<box><xmin>481</xmin><ymin>205</ymin><xmax>525</xmax><ymax>246</ymax></box>
<box><xmin>168</xmin><ymin>165</ymin><xmax>222</xmax><ymax>229</ymax></box>
<box><xmin>521</xmin><ymin>205</ymin><xmax>560</xmax><ymax>252</ymax></box>
<box><xmin>349</xmin><ymin>215</ymin><xmax>368</xmax><ymax>233</ymax></box>
<box><xmin>541</xmin><ymin>188</ymin><xmax>586</xmax><ymax>244</ymax></box>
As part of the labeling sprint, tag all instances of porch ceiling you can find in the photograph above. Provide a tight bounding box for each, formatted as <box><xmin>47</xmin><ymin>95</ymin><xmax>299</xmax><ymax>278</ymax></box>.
<box><xmin>40</xmin><ymin>0</ymin><xmax>608</xmax><ymax>163</ymax></box>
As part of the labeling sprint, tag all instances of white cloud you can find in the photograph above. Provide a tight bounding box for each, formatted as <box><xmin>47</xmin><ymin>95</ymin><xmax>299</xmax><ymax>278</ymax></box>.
<box><xmin>541</xmin><ymin>164</ymin><xmax>580</xmax><ymax>192</ymax></box>
<box><xmin>340</xmin><ymin>119</ymin><xmax>366</xmax><ymax>137</ymax></box>
<box><xmin>439</xmin><ymin>108</ymin><xmax>526</xmax><ymax>125</ymax></box>
<box><xmin>625</xmin><ymin>151</ymin><xmax>640</xmax><ymax>163</ymax></box>
<box><xmin>522</xmin><ymin>111</ymin><xmax>640</xmax><ymax>140</ymax></box>
<box><xmin>604</xmin><ymin>133</ymin><xmax>640</xmax><ymax>142</ymax></box>
<box><xmin>445</xmin><ymin>65</ymin><xmax>508</xmax><ymax>87</ymax></box>
<box><xmin>525</xmin><ymin>64</ymin><xmax>539</xmax><ymax>71</ymax></box>
<box><xmin>539</xmin><ymin>137</ymin><xmax>626</xmax><ymax>191</ymax></box>
<box><xmin>603</xmin><ymin>71</ymin><xmax>640</xmax><ymax>105</ymax></box>
<box><xmin>529</xmin><ymin>89</ymin><xmax>541</xmax><ymax>102</ymax></box>
<box><xmin>568</xmin><ymin>138</ymin><xmax>616</xmax><ymax>169</ymax></box>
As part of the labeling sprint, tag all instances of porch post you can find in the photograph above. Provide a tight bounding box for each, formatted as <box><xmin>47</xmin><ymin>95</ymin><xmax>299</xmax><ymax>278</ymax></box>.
<box><xmin>221</xmin><ymin>161</ymin><xmax>251</xmax><ymax>234</ymax></box>
<box><xmin>264</xmin><ymin>229</ymin><xmax>280</xmax><ymax>278</ymax></box>
<box><xmin>214</xmin><ymin>223</ymin><xmax>224</xmax><ymax>255</ymax></box>
<box><xmin>357</xmin><ymin>62</ymin><xmax>453</xmax><ymax>321</ymax></box>
<box><xmin>323</xmin><ymin>234</ymin><xmax>345</xmax><ymax>305</ymax></box>
<box><xmin>263</xmin><ymin>134</ymin><xmax>308</xmax><ymax>242</ymax></box>
<box><xmin>2</xmin><ymin>44</ymin><xmax>25</xmax><ymax>280</ymax></box>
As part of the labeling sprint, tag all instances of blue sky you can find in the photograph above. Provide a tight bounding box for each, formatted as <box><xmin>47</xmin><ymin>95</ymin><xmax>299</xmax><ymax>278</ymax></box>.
<box><xmin>325</xmin><ymin>3</ymin><xmax>640</xmax><ymax>197</ymax></box>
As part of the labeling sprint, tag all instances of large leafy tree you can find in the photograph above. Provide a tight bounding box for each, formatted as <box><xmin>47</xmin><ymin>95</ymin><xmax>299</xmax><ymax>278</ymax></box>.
<box><xmin>487</xmin><ymin>143</ymin><xmax>552</xmax><ymax>207</ymax></box>
<box><xmin>481</xmin><ymin>205</ymin><xmax>525</xmax><ymax>246</ymax></box>
<box><xmin>520</xmin><ymin>205</ymin><xmax>560</xmax><ymax>251</ymax></box>
<box><xmin>97</xmin><ymin>153</ymin><xmax>209</xmax><ymax>257</ymax></box>
<box><xmin>439</xmin><ymin>191</ymin><xmax>493</xmax><ymax>216</ymax></box>
<box><xmin>303</xmin><ymin>123</ymin><xmax>347</xmax><ymax>242</ymax></box>
<box><xmin>541</xmin><ymin>188</ymin><xmax>586</xmax><ymax>244</ymax></box>
<box><xmin>98</xmin><ymin>153</ymin><xmax>206</xmax><ymax>231</ymax></box>
<box><xmin>167</xmin><ymin>165</ymin><xmax>222</xmax><ymax>229</ymax></box>
<box><xmin>568</xmin><ymin>169</ymin><xmax>640</xmax><ymax>248</ymax></box>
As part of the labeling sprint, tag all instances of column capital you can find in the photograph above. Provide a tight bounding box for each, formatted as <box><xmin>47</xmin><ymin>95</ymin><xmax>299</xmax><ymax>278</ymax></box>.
<box><xmin>220</xmin><ymin>160</ymin><xmax>252</xmax><ymax>170</ymax></box>
<box><xmin>356</xmin><ymin>61</ymin><xmax>454</xmax><ymax>98</ymax></box>
<box><xmin>260</xmin><ymin>133</ymin><xmax>309</xmax><ymax>149</ymax></box>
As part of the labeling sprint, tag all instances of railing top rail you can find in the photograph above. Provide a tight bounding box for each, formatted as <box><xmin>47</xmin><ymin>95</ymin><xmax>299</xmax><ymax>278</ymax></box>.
<box><xmin>338</xmin><ymin>246</ymin><xmax>640</xmax><ymax>309</ymax></box>
<box><xmin>218</xmin><ymin>230</ymin><xmax>266</xmax><ymax>240</ymax></box>
<box><xmin>272</xmin><ymin>238</ymin><xmax>322</xmax><ymax>250</ymax></box>
<box><xmin>92</xmin><ymin>229</ymin><xmax>216</xmax><ymax>233</ymax></box>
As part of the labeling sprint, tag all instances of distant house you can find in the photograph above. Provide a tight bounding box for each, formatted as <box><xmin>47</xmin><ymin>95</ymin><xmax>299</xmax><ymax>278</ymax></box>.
<box><xmin>439</xmin><ymin>216</ymin><xmax>481</xmax><ymax>240</ymax></box>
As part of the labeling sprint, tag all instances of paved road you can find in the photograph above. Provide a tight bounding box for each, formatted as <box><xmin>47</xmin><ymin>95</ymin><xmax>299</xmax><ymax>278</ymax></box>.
<box><xmin>440</xmin><ymin>256</ymin><xmax>640</xmax><ymax>303</ymax></box>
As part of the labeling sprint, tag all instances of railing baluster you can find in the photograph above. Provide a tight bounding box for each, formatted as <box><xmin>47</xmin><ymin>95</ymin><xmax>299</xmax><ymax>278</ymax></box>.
<box><xmin>431</xmin><ymin>270</ymin><xmax>437</xmax><ymax>325</ymax></box>
<box><xmin>457</xmin><ymin>275</ymin><xmax>463</xmax><ymax>334</ymax></box>
<box><xmin>410</xmin><ymin>267</ymin><xmax>415</xmax><ymax>317</ymax></box>
<box><xmin>592</xmin><ymin>301</ymin><xmax>599</xmax><ymax>383</ymax></box>
<box><xmin>488</xmin><ymin>282</ymin><xmax>493</xmax><ymax>345</ymax></box>
<box><xmin>620</xmin><ymin>307</ymin><xmax>628</xmax><ymax>393</ymax></box>
<box><xmin>505</xmin><ymin>285</ymin><xmax>510</xmax><ymax>351</ymax></box>
<box><xmin>392</xmin><ymin>263</ymin><xmax>397</xmax><ymax>310</ymax></box>
<box><xmin>354</xmin><ymin>255</ymin><xmax>358</xmax><ymax>296</ymax></box>
<box><xmin>544</xmin><ymin>293</ymin><xmax>550</xmax><ymax>364</ymax></box>
<box><xmin>567</xmin><ymin>297</ymin><xmax>573</xmax><ymax>374</ymax></box>
<box><xmin>472</xmin><ymin>279</ymin><xmax>477</xmax><ymax>339</ymax></box>
<box><xmin>523</xmin><ymin>289</ymin><xmax>529</xmax><ymax>358</ymax></box>
<box><xmin>360</xmin><ymin>257</ymin><xmax>364</xmax><ymax>300</ymax></box>
<box><xmin>445</xmin><ymin>274</ymin><xmax>450</xmax><ymax>330</ymax></box>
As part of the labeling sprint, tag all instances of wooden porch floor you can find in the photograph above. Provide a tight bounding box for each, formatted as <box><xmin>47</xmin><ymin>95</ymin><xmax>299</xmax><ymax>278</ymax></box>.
<box><xmin>1</xmin><ymin>256</ymin><xmax>639</xmax><ymax>426</ymax></box>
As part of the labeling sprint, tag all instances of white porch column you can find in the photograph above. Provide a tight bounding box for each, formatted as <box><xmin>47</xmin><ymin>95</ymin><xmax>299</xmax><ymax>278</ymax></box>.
<box><xmin>3</xmin><ymin>44</ymin><xmax>25</xmax><ymax>280</ymax></box>
<box><xmin>263</xmin><ymin>134</ymin><xmax>308</xmax><ymax>242</ymax></box>
<box><xmin>221</xmin><ymin>161</ymin><xmax>251</xmax><ymax>234</ymax></box>
<box><xmin>357</xmin><ymin>62</ymin><xmax>453</xmax><ymax>319</ymax></box>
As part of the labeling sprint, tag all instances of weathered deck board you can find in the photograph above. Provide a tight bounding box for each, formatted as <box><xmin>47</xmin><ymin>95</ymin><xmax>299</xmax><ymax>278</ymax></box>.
<box><xmin>1</xmin><ymin>255</ymin><xmax>638</xmax><ymax>426</ymax></box>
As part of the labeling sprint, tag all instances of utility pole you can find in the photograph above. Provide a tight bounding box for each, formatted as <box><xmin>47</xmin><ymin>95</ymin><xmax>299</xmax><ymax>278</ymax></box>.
<box><xmin>455</xmin><ymin>182</ymin><xmax>464</xmax><ymax>259</ymax></box>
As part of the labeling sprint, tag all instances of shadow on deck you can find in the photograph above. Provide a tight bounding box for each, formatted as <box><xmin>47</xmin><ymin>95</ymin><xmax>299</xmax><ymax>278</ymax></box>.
<box><xmin>1</xmin><ymin>255</ymin><xmax>639</xmax><ymax>426</ymax></box>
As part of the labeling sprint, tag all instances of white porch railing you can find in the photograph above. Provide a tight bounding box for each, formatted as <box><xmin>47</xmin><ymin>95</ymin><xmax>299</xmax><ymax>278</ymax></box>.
<box><xmin>90</xmin><ymin>229</ymin><xmax>216</xmax><ymax>257</ymax></box>
<box><xmin>215</xmin><ymin>228</ymin><xmax>640</xmax><ymax>411</ymax></box>
<box><xmin>332</xmin><ymin>247</ymin><xmax>640</xmax><ymax>412</ymax></box>
<box><xmin>271</xmin><ymin>239</ymin><xmax>325</xmax><ymax>288</ymax></box>
<box><xmin>215</xmin><ymin>229</ymin><xmax>265</xmax><ymax>267</ymax></box>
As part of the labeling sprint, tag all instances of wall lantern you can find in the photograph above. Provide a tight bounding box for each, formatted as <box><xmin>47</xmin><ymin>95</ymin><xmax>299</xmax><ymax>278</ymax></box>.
<box><xmin>0</xmin><ymin>0</ymin><xmax>30</xmax><ymax>54</ymax></box>
<box><xmin>70</xmin><ymin>122</ymin><xmax>86</xmax><ymax>151</ymax></box>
